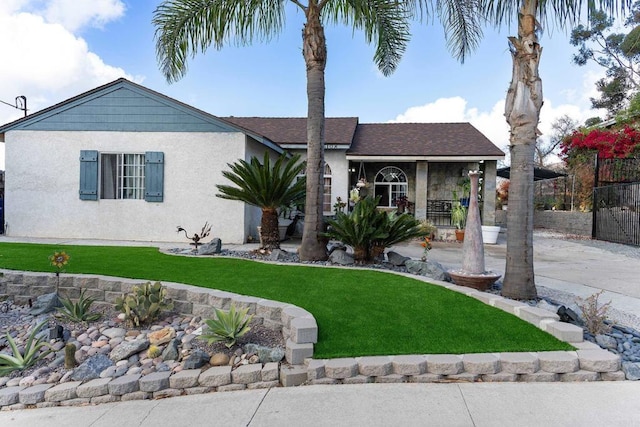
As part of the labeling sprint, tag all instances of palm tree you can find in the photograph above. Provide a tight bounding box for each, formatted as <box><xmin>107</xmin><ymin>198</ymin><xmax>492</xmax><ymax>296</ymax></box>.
<box><xmin>153</xmin><ymin>0</ymin><xmax>412</xmax><ymax>261</ymax></box>
<box><xmin>216</xmin><ymin>153</ymin><xmax>306</xmax><ymax>250</ymax></box>
<box><xmin>473</xmin><ymin>0</ymin><xmax>631</xmax><ymax>299</ymax></box>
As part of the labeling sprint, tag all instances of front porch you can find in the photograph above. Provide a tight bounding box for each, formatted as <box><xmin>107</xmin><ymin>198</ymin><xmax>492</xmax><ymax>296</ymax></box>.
<box><xmin>346</xmin><ymin>160</ymin><xmax>498</xmax><ymax>226</ymax></box>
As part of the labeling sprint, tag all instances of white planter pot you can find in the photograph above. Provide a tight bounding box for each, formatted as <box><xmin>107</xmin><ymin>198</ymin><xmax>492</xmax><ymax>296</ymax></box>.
<box><xmin>481</xmin><ymin>225</ymin><xmax>501</xmax><ymax>244</ymax></box>
<box><xmin>278</xmin><ymin>219</ymin><xmax>293</xmax><ymax>241</ymax></box>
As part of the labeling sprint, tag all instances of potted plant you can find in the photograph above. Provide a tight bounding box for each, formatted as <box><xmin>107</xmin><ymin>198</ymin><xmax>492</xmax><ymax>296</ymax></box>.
<box><xmin>456</xmin><ymin>178</ymin><xmax>471</xmax><ymax>207</ymax></box>
<box><xmin>451</xmin><ymin>201</ymin><xmax>467</xmax><ymax>242</ymax></box>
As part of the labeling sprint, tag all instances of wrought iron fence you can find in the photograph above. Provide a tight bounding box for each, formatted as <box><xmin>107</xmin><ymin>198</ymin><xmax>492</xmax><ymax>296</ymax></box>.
<box><xmin>592</xmin><ymin>182</ymin><xmax>640</xmax><ymax>246</ymax></box>
<box><xmin>425</xmin><ymin>199</ymin><xmax>483</xmax><ymax>227</ymax></box>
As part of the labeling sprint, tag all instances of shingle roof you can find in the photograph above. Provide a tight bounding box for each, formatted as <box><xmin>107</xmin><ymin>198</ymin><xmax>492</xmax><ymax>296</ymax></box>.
<box><xmin>348</xmin><ymin>123</ymin><xmax>505</xmax><ymax>157</ymax></box>
<box><xmin>222</xmin><ymin>117</ymin><xmax>359</xmax><ymax>146</ymax></box>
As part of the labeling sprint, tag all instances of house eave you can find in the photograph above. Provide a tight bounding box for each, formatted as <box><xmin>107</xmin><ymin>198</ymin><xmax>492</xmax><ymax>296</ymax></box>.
<box><xmin>280</xmin><ymin>144</ymin><xmax>350</xmax><ymax>150</ymax></box>
<box><xmin>345</xmin><ymin>155</ymin><xmax>505</xmax><ymax>162</ymax></box>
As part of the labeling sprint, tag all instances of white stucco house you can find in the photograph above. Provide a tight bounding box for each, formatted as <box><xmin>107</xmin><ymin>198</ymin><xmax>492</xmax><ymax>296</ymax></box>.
<box><xmin>0</xmin><ymin>79</ymin><xmax>504</xmax><ymax>243</ymax></box>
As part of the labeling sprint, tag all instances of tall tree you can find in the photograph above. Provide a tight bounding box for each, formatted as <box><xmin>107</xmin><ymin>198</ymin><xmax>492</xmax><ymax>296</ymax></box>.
<box><xmin>570</xmin><ymin>2</ymin><xmax>640</xmax><ymax>117</ymax></box>
<box><xmin>475</xmin><ymin>0</ymin><xmax>631</xmax><ymax>299</ymax></box>
<box><xmin>152</xmin><ymin>0</ymin><xmax>411</xmax><ymax>261</ymax></box>
<box><xmin>535</xmin><ymin>114</ymin><xmax>579</xmax><ymax>166</ymax></box>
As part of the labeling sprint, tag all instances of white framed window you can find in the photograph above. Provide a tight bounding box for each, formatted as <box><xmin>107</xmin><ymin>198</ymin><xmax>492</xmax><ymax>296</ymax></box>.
<box><xmin>100</xmin><ymin>153</ymin><xmax>145</xmax><ymax>200</ymax></box>
<box><xmin>374</xmin><ymin>166</ymin><xmax>408</xmax><ymax>208</ymax></box>
<box><xmin>323</xmin><ymin>163</ymin><xmax>332</xmax><ymax>214</ymax></box>
<box><xmin>297</xmin><ymin>162</ymin><xmax>332</xmax><ymax>214</ymax></box>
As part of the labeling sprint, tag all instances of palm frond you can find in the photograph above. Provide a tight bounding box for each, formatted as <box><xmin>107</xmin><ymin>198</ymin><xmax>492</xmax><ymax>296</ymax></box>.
<box><xmin>437</xmin><ymin>0</ymin><xmax>484</xmax><ymax>63</ymax></box>
<box><xmin>324</xmin><ymin>0</ymin><xmax>411</xmax><ymax>76</ymax></box>
<box><xmin>153</xmin><ymin>0</ymin><xmax>286</xmax><ymax>82</ymax></box>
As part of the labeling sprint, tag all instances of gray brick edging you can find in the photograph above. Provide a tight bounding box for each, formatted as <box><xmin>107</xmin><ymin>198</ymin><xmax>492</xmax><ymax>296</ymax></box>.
<box><xmin>0</xmin><ymin>267</ymin><xmax>627</xmax><ymax>410</ymax></box>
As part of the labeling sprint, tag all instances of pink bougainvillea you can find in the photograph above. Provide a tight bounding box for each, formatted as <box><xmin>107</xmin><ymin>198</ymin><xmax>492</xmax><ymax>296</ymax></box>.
<box><xmin>561</xmin><ymin>125</ymin><xmax>640</xmax><ymax>159</ymax></box>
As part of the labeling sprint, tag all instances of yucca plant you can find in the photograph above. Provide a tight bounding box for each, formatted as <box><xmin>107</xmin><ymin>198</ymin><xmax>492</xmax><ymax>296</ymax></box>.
<box><xmin>0</xmin><ymin>320</ymin><xmax>53</xmax><ymax>376</ymax></box>
<box><xmin>55</xmin><ymin>289</ymin><xmax>101</xmax><ymax>323</ymax></box>
<box><xmin>199</xmin><ymin>304</ymin><xmax>254</xmax><ymax>348</ymax></box>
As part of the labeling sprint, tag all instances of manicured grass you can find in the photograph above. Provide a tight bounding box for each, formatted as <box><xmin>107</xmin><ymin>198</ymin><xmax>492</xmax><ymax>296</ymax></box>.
<box><xmin>0</xmin><ymin>243</ymin><xmax>573</xmax><ymax>358</ymax></box>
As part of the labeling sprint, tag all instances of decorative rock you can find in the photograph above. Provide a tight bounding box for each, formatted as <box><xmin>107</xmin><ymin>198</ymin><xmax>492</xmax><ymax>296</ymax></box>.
<box><xmin>595</xmin><ymin>334</ymin><xmax>618</xmax><ymax>350</ymax></box>
<box><xmin>328</xmin><ymin>249</ymin><xmax>354</xmax><ymax>265</ymax></box>
<box><xmin>102</xmin><ymin>328</ymin><xmax>127</xmax><ymax>339</ymax></box>
<box><xmin>622</xmin><ymin>361</ymin><xmax>640</xmax><ymax>380</ymax></box>
<box><xmin>71</xmin><ymin>354</ymin><xmax>114</xmax><ymax>381</ymax></box>
<box><xmin>405</xmin><ymin>259</ymin><xmax>451</xmax><ymax>282</ymax></box>
<box><xmin>109</xmin><ymin>339</ymin><xmax>149</xmax><ymax>362</ymax></box>
<box><xmin>210</xmin><ymin>353</ymin><xmax>230</xmax><ymax>366</ymax></box>
<box><xmin>386</xmin><ymin>251</ymin><xmax>410</xmax><ymax>267</ymax></box>
<box><xmin>148</xmin><ymin>327</ymin><xmax>176</xmax><ymax>346</ymax></box>
<box><xmin>162</xmin><ymin>338</ymin><xmax>180</xmax><ymax>361</ymax></box>
<box><xmin>29</xmin><ymin>293</ymin><xmax>60</xmax><ymax>315</ymax></box>
<box><xmin>268</xmin><ymin>249</ymin><xmax>295</xmax><ymax>262</ymax></box>
<box><xmin>198</xmin><ymin>238</ymin><xmax>222</xmax><ymax>255</ymax></box>
<box><xmin>183</xmin><ymin>349</ymin><xmax>210</xmax><ymax>369</ymax></box>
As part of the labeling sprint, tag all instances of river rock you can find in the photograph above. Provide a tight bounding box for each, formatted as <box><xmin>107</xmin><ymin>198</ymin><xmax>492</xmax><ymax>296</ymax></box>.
<box><xmin>210</xmin><ymin>353</ymin><xmax>230</xmax><ymax>366</ymax></box>
<box><xmin>149</xmin><ymin>327</ymin><xmax>176</xmax><ymax>345</ymax></box>
<box><xmin>109</xmin><ymin>339</ymin><xmax>149</xmax><ymax>362</ymax></box>
<box><xmin>183</xmin><ymin>349</ymin><xmax>210</xmax><ymax>369</ymax></box>
<box><xmin>71</xmin><ymin>354</ymin><xmax>114</xmax><ymax>381</ymax></box>
<box><xmin>596</xmin><ymin>334</ymin><xmax>618</xmax><ymax>350</ymax></box>
<box><xmin>622</xmin><ymin>361</ymin><xmax>640</xmax><ymax>380</ymax></box>
<box><xmin>162</xmin><ymin>338</ymin><xmax>180</xmax><ymax>361</ymax></box>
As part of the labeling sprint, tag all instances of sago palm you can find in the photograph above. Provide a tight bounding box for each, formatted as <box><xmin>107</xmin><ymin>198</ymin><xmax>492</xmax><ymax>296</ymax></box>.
<box><xmin>216</xmin><ymin>153</ymin><xmax>306</xmax><ymax>250</ymax></box>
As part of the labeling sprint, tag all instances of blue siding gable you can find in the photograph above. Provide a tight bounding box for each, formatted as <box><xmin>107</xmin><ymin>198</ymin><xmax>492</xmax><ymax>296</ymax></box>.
<box><xmin>20</xmin><ymin>86</ymin><xmax>235</xmax><ymax>132</ymax></box>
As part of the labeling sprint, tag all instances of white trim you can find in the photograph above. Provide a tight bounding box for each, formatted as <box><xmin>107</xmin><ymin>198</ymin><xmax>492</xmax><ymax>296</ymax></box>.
<box><xmin>280</xmin><ymin>144</ymin><xmax>351</xmax><ymax>150</ymax></box>
<box><xmin>345</xmin><ymin>155</ymin><xmax>504</xmax><ymax>161</ymax></box>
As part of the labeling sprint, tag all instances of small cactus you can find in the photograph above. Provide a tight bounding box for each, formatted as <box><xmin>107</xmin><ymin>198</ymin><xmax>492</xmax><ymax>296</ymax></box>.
<box><xmin>114</xmin><ymin>282</ymin><xmax>173</xmax><ymax>327</ymax></box>
<box><xmin>147</xmin><ymin>345</ymin><xmax>162</xmax><ymax>359</ymax></box>
<box><xmin>65</xmin><ymin>343</ymin><xmax>76</xmax><ymax>369</ymax></box>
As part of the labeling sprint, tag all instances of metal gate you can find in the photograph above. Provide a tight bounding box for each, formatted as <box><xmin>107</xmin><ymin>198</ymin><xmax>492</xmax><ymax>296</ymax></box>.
<box><xmin>592</xmin><ymin>182</ymin><xmax>640</xmax><ymax>246</ymax></box>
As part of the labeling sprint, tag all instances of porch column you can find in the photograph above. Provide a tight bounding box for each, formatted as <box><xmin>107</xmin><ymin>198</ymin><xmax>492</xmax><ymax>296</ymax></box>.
<box><xmin>415</xmin><ymin>161</ymin><xmax>428</xmax><ymax>220</ymax></box>
<box><xmin>482</xmin><ymin>160</ymin><xmax>497</xmax><ymax>225</ymax></box>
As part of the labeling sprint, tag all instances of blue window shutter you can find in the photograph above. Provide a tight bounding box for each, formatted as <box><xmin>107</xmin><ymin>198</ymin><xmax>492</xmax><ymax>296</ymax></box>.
<box><xmin>79</xmin><ymin>150</ymin><xmax>98</xmax><ymax>200</ymax></box>
<box><xmin>145</xmin><ymin>152</ymin><xmax>164</xmax><ymax>202</ymax></box>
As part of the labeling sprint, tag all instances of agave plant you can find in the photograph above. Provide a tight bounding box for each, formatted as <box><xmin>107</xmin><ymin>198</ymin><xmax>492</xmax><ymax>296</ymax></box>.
<box><xmin>199</xmin><ymin>304</ymin><xmax>254</xmax><ymax>348</ymax></box>
<box><xmin>55</xmin><ymin>289</ymin><xmax>101</xmax><ymax>323</ymax></box>
<box><xmin>0</xmin><ymin>320</ymin><xmax>53</xmax><ymax>376</ymax></box>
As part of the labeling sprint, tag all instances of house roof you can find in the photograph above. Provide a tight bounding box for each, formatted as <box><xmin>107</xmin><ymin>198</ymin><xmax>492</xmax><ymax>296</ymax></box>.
<box><xmin>222</xmin><ymin>117</ymin><xmax>359</xmax><ymax>146</ymax></box>
<box><xmin>348</xmin><ymin>123</ymin><xmax>505</xmax><ymax>158</ymax></box>
<box><xmin>0</xmin><ymin>79</ymin><xmax>284</xmax><ymax>155</ymax></box>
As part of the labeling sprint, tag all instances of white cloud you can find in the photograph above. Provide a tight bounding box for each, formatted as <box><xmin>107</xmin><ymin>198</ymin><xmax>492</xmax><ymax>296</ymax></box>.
<box><xmin>390</xmin><ymin>93</ymin><xmax>600</xmax><ymax>166</ymax></box>
<box><xmin>42</xmin><ymin>0</ymin><xmax>126</xmax><ymax>32</ymax></box>
<box><xmin>390</xmin><ymin>96</ymin><xmax>510</xmax><ymax>153</ymax></box>
<box><xmin>0</xmin><ymin>1</ymin><xmax>135</xmax><ymax>170</ymax></box>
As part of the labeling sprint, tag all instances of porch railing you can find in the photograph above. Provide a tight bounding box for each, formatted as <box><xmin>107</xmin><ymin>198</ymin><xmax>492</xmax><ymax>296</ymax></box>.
<box><xmin>425</xmin><ymin>199</ymin><xmax>483</xmax><ymax>227</ymax></box>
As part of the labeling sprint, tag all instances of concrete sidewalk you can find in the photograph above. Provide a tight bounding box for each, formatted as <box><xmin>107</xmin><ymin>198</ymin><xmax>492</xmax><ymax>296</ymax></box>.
<box><xmin>1</xmin><ymin>382</ymin><xmax>639</xmax><ymax>426</ymax></box>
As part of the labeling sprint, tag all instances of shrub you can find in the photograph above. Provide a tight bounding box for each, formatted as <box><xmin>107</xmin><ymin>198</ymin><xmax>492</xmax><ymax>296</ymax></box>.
<box><xmin>114</xmin><ymin>282</ymin><xmax>173</xmax><ymax>327</ymax></box>
<box><xmin>199</xmin><ymin>304</ymin><xmax>254</xmax><ymax>348</ymax></box>
<box><xmin>325</xmin><ymin>196</ymin><xmax>426</xmax><ymax>262</ymax></box>
<box><xmin>0</xmin><ymin>320</ymin><xmax>53</xmax><ymax>376</ymax></box>
<box><xmin>578</xmin><ymin>290</ymin><xmax>613</xmax><ymax>335</ymax></box>
<box><xmin>55</xmin><ymin>289</ymin><xmax>101</xmax><ymax>323</ymax></box>
<box><xmin>147</xmin><ymin>345</ymin><xmax>162</xmax><ymax>359</ymax></box>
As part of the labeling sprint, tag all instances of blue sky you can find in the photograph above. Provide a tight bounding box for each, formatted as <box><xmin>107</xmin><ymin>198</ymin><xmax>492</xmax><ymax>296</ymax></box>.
<box><xmin>0</xmin><ymin>0</ymin><xmax>612</xmax><ymax>169</ymax></box>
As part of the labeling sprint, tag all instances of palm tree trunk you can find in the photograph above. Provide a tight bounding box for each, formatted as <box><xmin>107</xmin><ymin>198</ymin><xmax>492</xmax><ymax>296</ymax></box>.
<box><xmin>261</xmin><ymin>207</ymin><xmax>280</xmax><ymax>250</ymax></box>
<box><xmin>502</xmin><ymin>0</ymin><xmax>541</xmax><ymax>300</ymax></box>
<box><xmin>299</xmin><ymin>2</ymin><xmax>329</xmax><ymax>261</ymax></box>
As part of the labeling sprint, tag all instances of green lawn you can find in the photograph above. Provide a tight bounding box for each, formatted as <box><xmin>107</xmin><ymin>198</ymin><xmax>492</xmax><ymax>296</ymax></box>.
<box><xmin>0</xmin><ymin>243</ymin><xmax>573</xmax><ymax>358</ymax></box>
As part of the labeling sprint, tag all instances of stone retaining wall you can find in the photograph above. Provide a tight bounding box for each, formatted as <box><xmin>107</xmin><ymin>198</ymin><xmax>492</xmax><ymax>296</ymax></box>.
<box><xmin>534</xmin><ymin>210</ymin><xmax>592</xmax><ymax>236</ymax></box>
<box><xmin>0</xmin><ymin>268</ymin><xmax>627</xmax><ymax>410</ymax></box>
